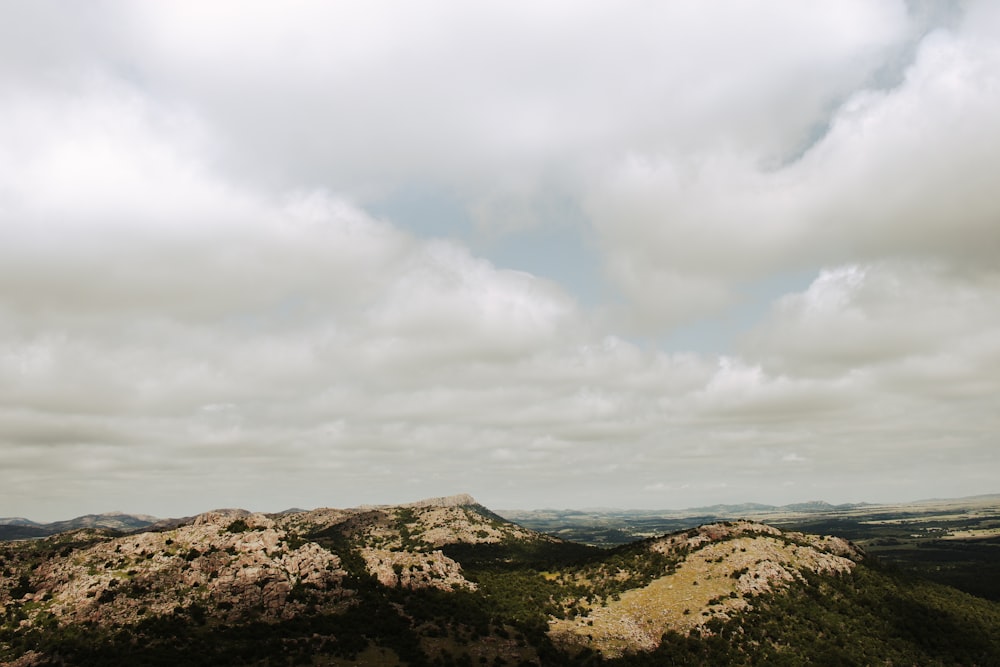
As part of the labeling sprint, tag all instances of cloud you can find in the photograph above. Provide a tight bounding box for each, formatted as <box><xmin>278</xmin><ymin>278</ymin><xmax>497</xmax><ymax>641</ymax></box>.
<box><xmin>0</xmin><ymin>65</ymin><xmax>619</xmax><ymax>514</ymax></box>
<box><xmin>1</xmin><ymin>1</ymin><xmax>998</xmax><ymax>518</ymax></box>
<box><xmin>586</xmin><ymin>5</ymin><xmax>1000</xmax><ymax>330</ymax></box>
<box><xmin>728</xmin><ymin>260</ymin><xmax>1000</xmax><ymax>496</ymax></box>
<box><xmin>744</xmin><ymin>262</ymin><xmax>1000</xmax><ymax>380</ymax></box>
<box><xmin>31</xmin><ymin>2</ymin><xmax>903</xmax><ymax>219</ymax></box>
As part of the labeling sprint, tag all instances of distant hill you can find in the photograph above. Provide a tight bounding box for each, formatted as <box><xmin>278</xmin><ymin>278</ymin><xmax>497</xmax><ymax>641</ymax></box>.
<box><xmin>0</xmin><ymin>524</ymin><xmax>50</xmax><ymax>540</ymax></box>
<box><xmin>0</xmin><ymin>512</ymin><xmax>159</xmax><ymax>541</ymax></box>
<box><xmin>501</xmin><ymin>499</ymin><xmax>872</xmax><ymax>522</ymax></box>
<box><xmin>3</xmin><ymin>493</ymin><xmax>999</xmax><ymax>665</ymax></box>
<box><xmin>0</xmin><ymin>518</ymin><xmax>41</xmax><ymax>526</ymax></box>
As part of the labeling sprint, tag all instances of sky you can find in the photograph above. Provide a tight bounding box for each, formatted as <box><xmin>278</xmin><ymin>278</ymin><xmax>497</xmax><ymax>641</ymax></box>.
<box><xmin>2</xmin><ymin>1</ymin><xmax>999</xmax><ymax>521</ymax></box>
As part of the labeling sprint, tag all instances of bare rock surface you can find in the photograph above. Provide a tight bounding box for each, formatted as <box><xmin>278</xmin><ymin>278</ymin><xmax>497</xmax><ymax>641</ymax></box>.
<box><xmin>360</xmin><ymin>548</ymin><xmax>475</xmax><ymax>590</ymax></box>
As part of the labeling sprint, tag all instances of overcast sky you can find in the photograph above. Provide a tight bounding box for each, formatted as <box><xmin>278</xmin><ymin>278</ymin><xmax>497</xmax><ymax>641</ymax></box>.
<box><xmin>2</xmin><ymin>1</ymin><xmax>999</xmax><ymax>521</ymax></box>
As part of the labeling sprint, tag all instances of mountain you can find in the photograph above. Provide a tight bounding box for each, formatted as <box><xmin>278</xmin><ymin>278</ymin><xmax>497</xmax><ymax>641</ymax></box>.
<box><xmin>0</xmin><ymin>519</ymin><xmax>40</xmax><ymax>527</ymax></box>
<box><xmin>43</xmin><ymin>512</ymin><xmax>160</xmax><ymax>534</ymax></box>
<box><xmin>2</xmin><ymin>494</ymin><xmax>999</xmax><ymax>665</ymax></box>
<box><xmin>0</xmin><ymin>513</ymin><xmax>159</xmax><ymax>542</ymax></box>
<box><xmin>0</xmin><ymin>519</ymin><xmax>50</xmax><ymax>542</ymax></box>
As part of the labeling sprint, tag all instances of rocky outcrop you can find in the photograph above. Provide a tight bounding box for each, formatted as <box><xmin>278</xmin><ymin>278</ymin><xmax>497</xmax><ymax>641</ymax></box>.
<box><xmin>411</xmin><ymin>505</ymin><xmax>544</xmax><ymax>547</ymax></box>
<box><xmin>0</xmin><ymin>496</ymin><xmax>553</xmax><ymax>636</ymax></box>
<box><xmin>8</xmin><ymin>510</ymin><xmax>350</xmax><ymax>628</ymax></box>
<box><xmin>648</xmin><ymin>520</ymin><xmax>783</xmax><ymax>555</ymax></box>
<box><xmin>359</xmin><ymin>548</ymin><xmax>475</xmax><ymax>591</ymax></box>
<box><xmin>403</xmin><ymin>493</ymin><xmax>479</xmax><ymax>508</ymax></box>
<box><xmin>302</xmin><ymin>501</ymin><xmax>553</xmax><ymax>551</ymax></box>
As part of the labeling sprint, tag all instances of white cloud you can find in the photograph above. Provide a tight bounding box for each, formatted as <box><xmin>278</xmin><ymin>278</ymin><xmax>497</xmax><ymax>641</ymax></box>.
<box><xmin>744</xmin><ymin>262</ymin><xmax>1000</xmax><ymax>378</ymax></box>
<box><xmin>0</xmin><ymin>1</ymin><xmax>998</xmax><ymax>518</ymax></box>
<box><xmin>84</xmin><ymin>2</ymin><xmax>910</xmax><ymax>213</ymax></box>
<box><xmin>586</xmin><ymin>6</ymin><xmax>1000</xmax><ymax>331</ymax></box>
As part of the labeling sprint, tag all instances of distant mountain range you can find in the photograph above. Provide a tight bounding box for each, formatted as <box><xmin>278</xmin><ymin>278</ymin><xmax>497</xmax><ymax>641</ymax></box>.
<box><xmin>0</xmin><ymin>512</ymin><xmax>159</xmax><ymax>541</ymax></box>
<box><xmin>502</xmin><ymin>499</ymin><xmax>876</xmax><ymax>518</ymax></box>
<box><xmin>7</xmin><ymin>494</ymin><xmax>997</xmax><ymax>542</ymax></box>
<box><xmin>501</xmin><ymin>494</ymin><xmax>1000</xmax><ymax>522</ymax></box>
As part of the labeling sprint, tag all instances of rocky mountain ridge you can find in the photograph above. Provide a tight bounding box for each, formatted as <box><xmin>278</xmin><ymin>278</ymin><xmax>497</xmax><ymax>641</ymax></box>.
<box><xmin>0</xmin><ymin>496</ymin><xmax>542</xmax><ymax>629</ymax></box>
<box><xmin>3</xmin><ymin>494</ymin><xmax>999</xmax><ymax>666</ymax></box>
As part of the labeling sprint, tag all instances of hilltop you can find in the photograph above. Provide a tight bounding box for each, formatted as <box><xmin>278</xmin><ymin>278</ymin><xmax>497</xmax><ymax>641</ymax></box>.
<box><xmin>2</xmin><ymin>494</ymin><xmax>999</xmax><ymax>665</ymax></box>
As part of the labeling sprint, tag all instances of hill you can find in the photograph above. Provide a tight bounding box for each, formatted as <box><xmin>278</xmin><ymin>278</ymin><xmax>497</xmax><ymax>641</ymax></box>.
<box><xmin>2</xmin><ymin>494</ymin><xmax>999</xmax><ymax>665</ymax></box>
<box><xmin>501</xmin><ymin>494</ymin><xmax>1000</xmax><ymax>603</ymax></box>
<box><xmin>0</xmin><ymin>514</ymin><xmax>159</xmax><ymax>542</ymax></box>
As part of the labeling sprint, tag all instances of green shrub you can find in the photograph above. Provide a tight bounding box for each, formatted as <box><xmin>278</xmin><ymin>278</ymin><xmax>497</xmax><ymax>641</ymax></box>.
<box><xmin>225</xmin><ymin>519</ymin><xmax>250</xmax><ymax>534</ymax></box>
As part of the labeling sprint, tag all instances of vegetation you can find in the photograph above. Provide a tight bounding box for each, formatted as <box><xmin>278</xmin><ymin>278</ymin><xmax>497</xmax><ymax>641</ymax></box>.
<box><xmin>4</xmin><ymin>557</ymin><xmax>998</xmax><ymax>665</ymax></box>
<box><xmin>780</xmin><ymin>515</ymin><xmax>1000</xmax><ymax>602</ymax></box>
<box><xmin>3</xmin><ymin>498</ymin><xmax>1000</xmax><ymax>665</ymax></box>
<box><xmin>609</xmin><ymin>564</ymin><xmax>1000</xmax><ymax>666</ymax></box>
<box><xmin>224</xmin><ymin>519</ymin><xmax>251</xmax><ymax>534</ymax></box>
